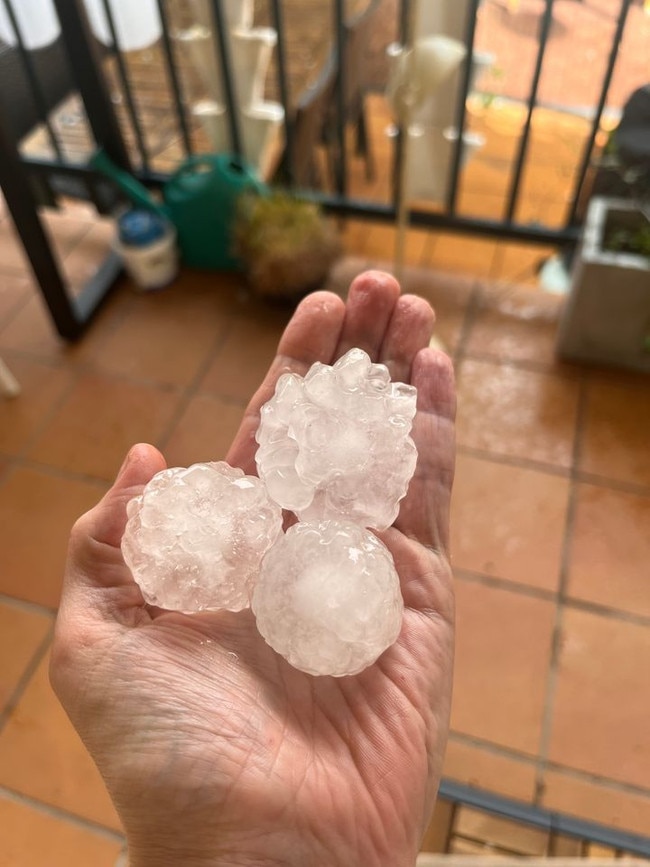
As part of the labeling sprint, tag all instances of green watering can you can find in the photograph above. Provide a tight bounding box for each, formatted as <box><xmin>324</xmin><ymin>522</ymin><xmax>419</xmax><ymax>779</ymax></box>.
<box><xmin>91</xmin><ymin>150</ymin><xmax>266</xmax><ymax>270</ymax></box>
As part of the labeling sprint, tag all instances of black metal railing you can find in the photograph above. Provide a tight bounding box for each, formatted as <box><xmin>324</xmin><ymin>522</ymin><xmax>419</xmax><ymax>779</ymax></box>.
<box><xmin>437</xmin><ymin>780</ymin><xmax>650</xmax><ymax>858</ymax></box>
<box><xmin>0</xmin><ymin>0</ymin><xmax>637</xmax><ymax>338</ymax></box>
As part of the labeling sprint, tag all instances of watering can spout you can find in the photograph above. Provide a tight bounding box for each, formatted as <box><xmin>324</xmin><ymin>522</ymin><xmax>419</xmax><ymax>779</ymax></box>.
<box><xmin>90</xmin><ymin>149</ymin><xmax>169</xmax><ymax>219</ymax></box>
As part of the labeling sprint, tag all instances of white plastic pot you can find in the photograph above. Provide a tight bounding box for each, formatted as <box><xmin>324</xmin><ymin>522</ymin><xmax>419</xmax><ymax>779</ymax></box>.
<box><xmin>83</xmin><ymin>0</ymin><xmax>161</xmax><ymax>50</ymax></box>
<box><xmin>115</xmin><ymin>225</ymin><xmax>179</xmax><ymax>291</ymax></box>
<box><xmin>0</xmin><ymin>0</ymin><xmax>60</xmax><ymax>50</ymax></box>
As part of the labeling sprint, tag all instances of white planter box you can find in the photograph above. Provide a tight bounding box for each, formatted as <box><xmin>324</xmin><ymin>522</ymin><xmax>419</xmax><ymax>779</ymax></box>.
<box><xmin>557</xmin><ymin>197</ymin><xmax>650</xmax><ymax>372</ymax></box>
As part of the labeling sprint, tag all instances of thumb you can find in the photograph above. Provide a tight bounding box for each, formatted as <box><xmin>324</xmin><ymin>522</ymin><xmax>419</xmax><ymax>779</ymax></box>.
<box><xmin>67</xmin><ymin>443</ymin><xmax>167</xmax><ymax>586</ymax></box>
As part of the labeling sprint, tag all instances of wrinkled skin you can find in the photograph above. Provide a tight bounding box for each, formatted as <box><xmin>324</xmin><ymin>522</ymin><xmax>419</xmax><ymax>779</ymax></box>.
<box><xmin>50</xmin><ymin>271</ymin><xmax>456</xmax><ymax>867</ymax></box>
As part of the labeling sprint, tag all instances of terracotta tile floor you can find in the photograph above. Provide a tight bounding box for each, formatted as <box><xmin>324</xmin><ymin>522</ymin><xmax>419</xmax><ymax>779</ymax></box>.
<box><xmin>0</xmin><ymin>205</ymin><xmax>649</xmax><ymax>865</ymax></box>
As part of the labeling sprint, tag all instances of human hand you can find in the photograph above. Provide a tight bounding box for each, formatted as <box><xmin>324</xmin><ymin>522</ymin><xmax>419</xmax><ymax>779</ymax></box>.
<box><xmin>50</xmin><ymin>271</ymin><xmax>456</xmax><ymax>867</ymax></box>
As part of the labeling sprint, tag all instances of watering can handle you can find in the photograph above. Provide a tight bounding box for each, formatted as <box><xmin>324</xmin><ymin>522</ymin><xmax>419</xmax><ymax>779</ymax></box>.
<box><xmin>172</xmin><ymin>154</ymin><xmax>267</xmax><ymax>196</ymax></box>
<box><xmin>90</xmin><ymin>150</ymin><xmax>169</xmax><ymax>219</ymax></box>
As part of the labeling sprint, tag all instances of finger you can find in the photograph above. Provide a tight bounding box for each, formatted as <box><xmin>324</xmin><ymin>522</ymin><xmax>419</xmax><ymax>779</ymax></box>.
<box><xmin>380</xmin><ymin>527</ymin><xmax>455</xmax><ymax>623</ymax></box>
<box><xmin>69</xmin><ymin>443</ymin><xmax>167</xmax><ymax>582</ymax></box>
<box><xmin>226</xmin><ymin>291</ymin><xmax>346</xmax><ymax>474</ymax></box>
<box><xmin>334</xmin><ymin>270</ymin><xmax>401</xmax><ymax>360</ymax></box>
<box><xmin>379</xmin><ymin>294</ymin><xmax>435</xmax><ymax>382</ymax></box>
<box><xmin>394</xmin><ymin>348</ymin><xmax>456</xmax><ymax>554</ymax></box>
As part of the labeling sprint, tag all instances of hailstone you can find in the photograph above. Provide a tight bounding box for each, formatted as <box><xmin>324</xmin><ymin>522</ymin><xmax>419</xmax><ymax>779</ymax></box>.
<box><xmin>252</xmin><ymin>520</ymin><xmax>404</xmax><ymax>676</ymax></box>
<box><xmin>121</xmin><ymin>462</ymin><xmax>283</xmax><ymax>612</ymax></box>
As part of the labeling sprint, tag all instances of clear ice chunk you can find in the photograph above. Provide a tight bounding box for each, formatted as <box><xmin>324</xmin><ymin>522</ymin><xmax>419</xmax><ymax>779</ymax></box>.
<box><xmin>255</xmin><ymin>348</ymin><xmax>418</xmax><ymax>530</ymax></box>
<box><xmin>252</xmin><ymin>521</ymin><xmax>404</xmax><ymax>676</ymax></box>
<box><xmin>121</xmin><ymin>462</ymin><xmax>283</xmax><ymax>612</ymax></box>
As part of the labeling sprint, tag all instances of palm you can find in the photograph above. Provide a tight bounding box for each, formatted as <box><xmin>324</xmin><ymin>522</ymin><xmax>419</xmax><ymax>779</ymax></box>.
<box><xmin>52</xmin><ymin>274</ymin><xmax>456</xmax><ymax>867</ymax></box>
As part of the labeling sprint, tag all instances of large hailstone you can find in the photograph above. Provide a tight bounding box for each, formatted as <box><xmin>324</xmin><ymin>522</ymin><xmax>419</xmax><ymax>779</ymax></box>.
<box><xmin>252</xmin><ymin>521</ymin><xmax>403</xmax><ymax>676</ymax></box>
<box><xmin>122</xmin><ymin>462</ymin><xmax>283</xmax><ymax>612</ymax></box>
<box><xmin>255</xmin><ymin>348</ymin><xmax>418</xmax><ymax>530</ymax></box>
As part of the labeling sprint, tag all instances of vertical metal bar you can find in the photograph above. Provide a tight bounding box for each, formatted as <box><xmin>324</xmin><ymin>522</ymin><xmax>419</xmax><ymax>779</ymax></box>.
<box><xmin>446</xmin><ymin>0</ymin><xmax>480</xmax><ymax>215</ymax></box>
<box><xmin>1</xmin><ymin>0</ymin><xmax>64</xmax><ymax>162</ymax></box>
<box><xmin>100</xmin><ymin>0</ymin><xmax>150</xmax><ymax>170</ymax></box>
<box><xmin>391</xmin><ymin>0</ymin><xmax>412</xmax><ymax>210</ymax></box>
<box><xmin>503</xmin><ymin>0</ymin><xmax>555</xmax><ymax>223</ymax></box>
<box><xmin>269</xmin><ymin>0</ymin><xmax>294</xmax><ymax>186</ymax></box>
<box><xmin>210</xmin><ymin>0</ymin><xmax>243</xmax><ymax>156</ymax></box>
<box><xmin>52</xmin><ymin>0</ymin><xmax>132</xmax><ymax>170</ymax></box>
<box><xmin>334</xmin><ymin>0</ymin><xmax>347</xmax><ymax>196</ymax></box>
<box><xmin>155</xmin><ymin>0</ymin><xmax>192</xmax><ymax>156</ymax></box>
<box><xmin>399</xmin><ymin>0</ymin><xmax>411</xmax><ymax>46</ymax></box>
<box><xmin>85</xmin><ymin>176</ymin><xmax>106</xmax><ymax>214</ymax></box>
<box><xmin>0</xmin><ymin>103</ymin><xmax>80</xmax><ymax>339</ymax></box>
<box><xmin>566</xmin><ymin>0</ymin><xmax>633</xmax><ymax>227</ymax></box>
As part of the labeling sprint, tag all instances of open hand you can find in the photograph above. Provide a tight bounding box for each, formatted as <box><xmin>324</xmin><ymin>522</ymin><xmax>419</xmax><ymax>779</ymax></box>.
<box><xmin>51</xmin><ymin>271</ymin><xmax>456</xmax><ymax>867</ymax></box>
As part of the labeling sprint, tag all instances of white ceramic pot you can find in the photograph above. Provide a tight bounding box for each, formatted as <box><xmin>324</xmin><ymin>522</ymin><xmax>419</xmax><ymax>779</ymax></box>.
<box><xmin>187</xmin><ymin>0</ymin><xmax>254</xmax><ymax>31</ymax></box>
<box><xmin>83</xmin><ymin>0</ymin><xmax>162</xmax><ymax>51</ymax></box>
<box><xmin>193</xmin><ymin>100</ymin><xmax>284</xmax><ymax>170</ymax></box>
<box><xmin>175</xmin><ymin>26</ymin><xmax>277</xmax><ymax>110</ymax></box>
<box><xmin>0</xmin><ymin>0</ymin><xmax>60</xmax><ymax>50</ymax></box>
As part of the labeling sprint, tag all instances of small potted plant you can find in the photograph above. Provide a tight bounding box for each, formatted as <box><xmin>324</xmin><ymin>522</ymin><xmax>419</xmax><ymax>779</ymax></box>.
<box><xmin>234</xmin><ymin>191</ymin><xmax>341</xmax><ymax>304</ymax></box>
<box><xmin>557</xmin><ymin>85</ymin><xmax>650</xmax><ymax>372</ymax></box>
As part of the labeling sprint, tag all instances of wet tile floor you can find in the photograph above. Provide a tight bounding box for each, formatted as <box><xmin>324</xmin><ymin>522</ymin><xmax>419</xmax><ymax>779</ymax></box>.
<box><xmin>0</xmin><ymin>204</ymin><xmax>648</xmax><ymax>863</ymax></box>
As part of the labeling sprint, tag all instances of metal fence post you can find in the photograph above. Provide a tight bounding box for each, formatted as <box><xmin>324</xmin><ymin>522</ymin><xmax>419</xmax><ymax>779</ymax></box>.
<box><xmin>52</xmin><ymin>0</ymin><xmax>132</xmax><ymax>170</ymax></box>
<box><xmin>0</xmin><ymin>108</ymin><xmax>80</xmax><ymax>339</ymax></box>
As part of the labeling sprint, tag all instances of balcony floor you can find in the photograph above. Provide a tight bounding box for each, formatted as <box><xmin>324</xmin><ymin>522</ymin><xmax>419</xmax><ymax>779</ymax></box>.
<box><xmin>0</xmin><ymin>193</ymin><xmax>648</xmax><ymax>864</ymax></box>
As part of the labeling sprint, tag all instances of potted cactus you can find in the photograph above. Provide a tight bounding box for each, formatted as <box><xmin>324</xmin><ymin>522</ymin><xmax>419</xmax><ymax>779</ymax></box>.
<box><xmin>234</xmin><ymin>191</ymin><xmax>342</xmax><ymax>304</ymax></box>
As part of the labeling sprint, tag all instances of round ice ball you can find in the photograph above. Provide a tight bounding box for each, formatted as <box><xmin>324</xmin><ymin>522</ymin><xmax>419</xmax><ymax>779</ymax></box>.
<box><xmin>122</xmin><ymin>462</ymin><xmax>283</xmax><ymax>612</ymax></box>
<box><xmin>252</xmin><ymin>521</ymin><xmax>404</xmax><ymax>676</ymax></box>
<box><xmin>255</xmin><ymin>348</ymin><xmax>418</xmax><ymax>530</ymax></box>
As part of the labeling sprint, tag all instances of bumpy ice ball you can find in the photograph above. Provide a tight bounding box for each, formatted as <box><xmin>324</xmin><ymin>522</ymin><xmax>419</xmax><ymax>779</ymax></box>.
<box><xmin>252</xmin><ymin>521</ymin><xmax>404</xmax><ymax>676</ymax></box>
<box><xmin>122</xmin><ymin>462</ymin><xmax>283</xmax><ymax>612</ymax></box>
<box><xmin>255</xmin><ymin>348</ymin><xmax>418</xmax><ymax>530</ymax></box>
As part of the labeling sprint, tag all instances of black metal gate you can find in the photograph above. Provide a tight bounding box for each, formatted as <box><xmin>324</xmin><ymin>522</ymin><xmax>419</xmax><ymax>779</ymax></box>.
<box><xmin>0</xmin><ymin>0</ymin><xmax>638</xmax><ymax>339</ymax></box>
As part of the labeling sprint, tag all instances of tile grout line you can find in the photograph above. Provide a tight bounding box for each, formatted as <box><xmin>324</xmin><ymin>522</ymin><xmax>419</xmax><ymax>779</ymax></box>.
<box><xmin>447</xmin><ymin>730</ymin><xmax>650</xmax><ymax>800</ymax></box>
<box><xmin>488</xmin><ymin>241</ymin><xmax>505</xmax><ymax>281</ymax></box>
<box><xmin>452</xmin><ymin>280</ymin><xmax>483</xmax><ymax>369</ymax></box>
<box><xmin>454</xmin><ymin>567</ymin><xmax>558</xmax><ymax>603</ymax></box>
<box><xmin>576</xmin><ymin>470</ymin><xmax>650</xmax><ymax>500</ymax></box>
<box><xmin>0</xmin><ymin>343</ymin><xmax>190</xmax><ymax>396</ymax></box>
<box><xmin>456</xmin><ymin>445</ymin><xmax>650</xmax><ymax>497</ymax></box>
<box><xmin>0</xmin><ymin>627</ymin><xmax>53</xmax><ymax>735</ymax></box>
<box><xmin>454</xmin><ymin>568</ymin><xmax>650</xmax><ymax>629</ymax></box>
<box><xmin>0</xmin><ymin>290</ymin><xmax>143</xmax><ymax>466</ymax></box>
<box><xmin>456</xmin><ymin>443</ymin><xmax>572</xmax><ymax>479</ymax></box>
<box><xmin>462</xmin><ymin>349</ymin><xmax>581</xmax><ymax>378</ymax></box>
<box><xmin>533</xmin><ymin>370</ymin><xmax>589</xmax><ymax>806</ymax></box>
<box><xmin>156</xmin><ymin>318</ymin><xmax>237</xmax><ymax>453</ymax></box>
<box><xmin>0</xmin><ymin>785</ymin><xmax>125</xmax><ymax>844</ymax></box>
<box><xmin>0</xmin><ymin>281</ymin><xmax>36</xmax><ymax>335</ymax></box>
<box><xmin>57</xmin><ymin>220</ymin><xmax>95</xmax><ymax>262</ymax></box>
<box><xmin>0</xmin><ymin>591</ymin><xmax>56</xmax><ymax>618</ymax></box>
<box><xmin>0</xmin><ymin>452</ymin><xmax>110</xmax><ymax>489</ymax></box>
<box><xmin>455</xmin><ymin>351</ymin><xmax>581</xmax><ymax>381</ymax></box>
